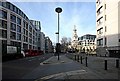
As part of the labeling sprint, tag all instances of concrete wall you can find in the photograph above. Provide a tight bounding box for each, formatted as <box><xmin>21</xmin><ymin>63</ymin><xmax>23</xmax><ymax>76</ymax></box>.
<box><xmin>118</xmin><ymin>1</ymin><xmax>120</xmax><ymax>46</ymax></box>
<box><xmin>106</xmin><ymin>0</ymin><xmax>119</xmax><ymax>47</ymax></box>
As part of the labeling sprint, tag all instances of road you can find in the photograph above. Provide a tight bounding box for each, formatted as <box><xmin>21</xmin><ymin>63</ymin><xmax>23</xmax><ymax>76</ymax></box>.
<box><xmin>2</xmin><ymin>53</ymin><xmax>83</xmax><ymax>81</ymax></box>
<box><xmin>2</xmin><ymin>53</ymin><xmax>119</xmax><ymax>81</ymax></box>
<box><xmin>2</xmin><ymin>53</ymin><xmax>53</xmax><ymax>80</ymax></box>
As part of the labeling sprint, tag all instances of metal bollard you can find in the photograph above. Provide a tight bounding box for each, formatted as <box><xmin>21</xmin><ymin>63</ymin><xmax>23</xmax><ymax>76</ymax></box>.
<box><xmin>105</xmin><ymin>60</ymin><xmax>107</xmax><ymax>70</ymax></box>
<box><xmin>116</xmin><ymin>59</ymin><xmax>119</xmax><ymax>68</ymax></box>
<box><xmin>77</xmin><ymin>55</ymin><xmax>79</xmax><ymax>62</ymax></box>
<box><xmin>74</xmin><ymin>55</ymin><xmax>76</xmax><ymax>60</ymax></box>
<box><xmin>81</xmin><ymin>56</ymin><xmax>83</xmax><ymax>64</ymax></box>
<box><xmin>86</xmin><ymin>57</ymin><xmax>88</xmax><ymax>67</ymax></box>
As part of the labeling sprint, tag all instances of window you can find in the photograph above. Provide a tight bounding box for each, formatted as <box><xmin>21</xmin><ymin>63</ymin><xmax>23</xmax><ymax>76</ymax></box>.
<box><xmin>97</xmin><ymin>17</ymin><xmax>103</xmax><ymax>25</ymax></box>
<box><xmin>0</xmin><ymin>10</ymin><xmax>7</xmax><ymax>19</ymax></box>
<box><xmin>97</xmin><ymin>27</ymin><xmax>103</xmax><ymax>35</ymax></box>
<box><xmin>10</xmin><ymin>31</ymin><xmax>16</xmax><ymax>39</ymax></box>
<box><xmin>33</xmin><ymin>30</ymin><xmax>35</xmax><ymax>35</ymax></box>
<box><xmin>0</xmin><ymin>20</ymin><xmax>7</xmax><ymax>29</ymax></box>
<box><xmin>33</xmin><ymin>36</ymin><xmax>35</xmax><ymax>40</ymax></box>
<box><xmin>25</xmin><ymin>37</ymin><xmax>28</xmax><ymax>42</ymax></box>
<box><xmin>17</xmin><ymin>33</ymin><xmax>21</xmax><ymax>40</ymax></box>
<box><xmin>10</xmin><ymin>14</ymin><xmax>16</xmax><ymax>23</ymax></box>
<box><xmin>97</xmin><ymin>6</ymin><xmax>103</xmax><ymax>16</ymax></box>
<box><xmin>119</xmin><ymin>39</ymin><xmax>120</xmax><ymax>42</ymax></box>
<box><xmin>23</xmin><ymin>21</ymin><xmax>25</xmax><ymax>28</ymax></box>
<box><xmin>10</xmin><ymin>4</ymin><xmax>14</xmax><ymax>11</ymax></box>
<box><xmin>97</xmin><ymin>38</ymin><xmax>103</xmax><ymax>46</ymax></box>
<box><xmin>23</xmin><ymin>28</ymin><xmax>25</xmax><ymax>34</ymax></box>
<box><xmin>17</xmin><ymin>25</ymin><xmax>21</xmax><ymax>33</ymax></box>
<box><xmin>26</xmin><ymin>23</ymin><xmax>28</xmax><ymax>29</ymax></box>
<box><xmin>29</xmin><ymin>26</ymin><xmax>32</xmax><ymax>32</ymax></box>
<box><xmin>29</xmin><ymin>45</ymin><xmax>32</xmax><ymax>49</ymax></box>
<box><xmin>96</xmin><ymin>0</ymin><xmax>102</xmax><ymax>6</ymax></box>
<box><xmin>16</xmin><ymin>7</ymin><xmax>19</xmax><ymax>14</ymax></box>
<box><xmin>10</xmin><ymin>23</ymin><xmax>16</xmax><ymax>31</ymax></box>
<box><xmin>13</xmin><ymin>5</ymin><xmax>17</xmax><ymax>12</ymax></box>
<box><xmin>2</xmin><ymin>30</ymin><xmax>7</xmax><ymax>38</ymax></box>
<box><xmin>29</xmin><ymin>33</ymin><xmax>32</xmax><ymax>38</ymax></box>
<box><xmin>6</xmin><ymin>2</ymin><xmax>10</xmax><ymax>9</ymax></box>
<box><xmin>26</xmin><ymin>30</ymin><xmax>28</xmax><ymax>36</ymax></box>
<box><xmin>17</xmin><ymin>17</ymin><xmax>21</xmax><ymax>25</ymax></box>
<box><xmin>2</xmin><ymin>40</ymin><xmax>7</xmax><ymax>45</ymax></box>
<box><xmin>10</xmin><ymin>41</ymin><xmax>16</xmax><ymax>46</ymax></box>
<box><xmin>23</xmin><ymin>36</ymin><xmax>25</xmax><ymax>42</ymax></box>
<box><xmin>105</xmin><ymin>37</ymin><xmax>107</xmax><ymax>45</ymax></box>
<box><xmin>29</xmin><ymin>38</ymin><xmax>32</xmax><ymax>44</ymax></box>
<box><xmin>2</xmin><ymin>2</ymin><xmax>7</xmax><ymax>8</ymax></box>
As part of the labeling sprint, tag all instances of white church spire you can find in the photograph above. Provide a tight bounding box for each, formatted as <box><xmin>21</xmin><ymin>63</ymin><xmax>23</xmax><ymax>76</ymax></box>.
<box><xmin>71</xmin><ymin>25</ymin><xmax>79</xmax><ymax>48</ymax></box>
<box><xmin>73</xmin><ymin>25</ymin><xmax>78</xmax><ymax>41</ymax></box>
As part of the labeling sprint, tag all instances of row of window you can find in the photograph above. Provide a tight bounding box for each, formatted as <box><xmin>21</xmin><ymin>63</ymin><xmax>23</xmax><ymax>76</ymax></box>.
<box><xmin>79</xmin><ymin>36</ymin><xmax>96</xmax><ymax>40</ymax></box>
<box><xmin>1</xmin><ymin>2</ymin><xmax>28</xmax><ymax>20</ymax></box>
<box><xmin>0</xmin><ymin>9</ymin><xmax>36</xmax><ymax>33</ymax></box>
<box><xmin>1</xmin><ymin>39</ymin><xmax>36</xmax><ymax>49</ymax></box>
<box><xmin>80</xmin><ymin>42</ymin><xmax>95</xmax><ymax>46</ymax></box>
<box><xmin>0</xmin><ymin>10</ymin><xmax>22</xmax><ymax>25</ymax></box>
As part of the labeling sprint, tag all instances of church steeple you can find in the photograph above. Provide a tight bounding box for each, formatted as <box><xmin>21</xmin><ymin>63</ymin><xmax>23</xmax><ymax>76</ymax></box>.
<box><xmin>71</xmin><ymin>25</ymin><xmax>79</xmax><ymax>49</ymax></box>
<box><xmin>73</xmin><ymin>25</ymin><xmax>78</xmax><ymax>41</ymax></box>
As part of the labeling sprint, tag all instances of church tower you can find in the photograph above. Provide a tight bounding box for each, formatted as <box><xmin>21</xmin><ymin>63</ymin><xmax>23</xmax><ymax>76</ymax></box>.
<box><xmin>72</xmin><ymin>25</ymin><xmax>78</xmax><ymax>41</ymax></box>
<box><xmin>71</xmin><ymin>25</ymin><xmax>79</xmax><ymax>48</ymax></box>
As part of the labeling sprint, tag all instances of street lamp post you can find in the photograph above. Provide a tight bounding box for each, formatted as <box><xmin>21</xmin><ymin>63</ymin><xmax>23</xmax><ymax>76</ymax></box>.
<box><xmin>55</xmin><ymin>7</ymin><xmax>62</xmax><ymax>60</ymax></box>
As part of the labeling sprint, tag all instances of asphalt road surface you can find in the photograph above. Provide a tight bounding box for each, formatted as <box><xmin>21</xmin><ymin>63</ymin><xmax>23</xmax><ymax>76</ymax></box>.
<box><xmin>2</xmin><ymin>53</ymin><xmax>53</xmax><ymax>80</ymax></box>
<box><xmin>2</xmin><ymin>53</ymin><xmax>82</xmax><ymax>81</ymax></box>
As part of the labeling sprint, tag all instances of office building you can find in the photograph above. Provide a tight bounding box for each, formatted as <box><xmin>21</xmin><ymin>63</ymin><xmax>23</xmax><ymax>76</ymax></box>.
<box><xmin>0</xmin><ymin>1</ymin><xmax>40</xmax><ymax>51</ymax></box>
<box><xmin>96</xmin><ymin>0</ymin><xmax>120</xmax><ymax>57</ymax></box>
<box><xmin>40</xmin><ymin>32</ymin><xmax>45</xmax><ymax>53</ymax></box>
<box><xmin>45</xmin><ymin>36</ymin><xmax>53</xmax><ymax>53</ymax></box>
<box><xmin>30</xmin><ymin>20</ymin><xmax>41</xmax><ymax>50</ymax></box>
<box><xmin>78</xmin><ymin>34</ymin><xmax>96</xmax><ymax>54</ymax></box>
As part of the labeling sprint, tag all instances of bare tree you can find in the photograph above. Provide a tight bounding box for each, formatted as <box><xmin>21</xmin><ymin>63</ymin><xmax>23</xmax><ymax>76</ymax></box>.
<box><xmin>61</xmin><ymin>37</ymin><xmax>71</xmax><ymax>53</ymax></box>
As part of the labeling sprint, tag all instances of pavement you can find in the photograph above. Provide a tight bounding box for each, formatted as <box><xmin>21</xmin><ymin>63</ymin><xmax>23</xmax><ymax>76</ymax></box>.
<box><xmin>36</xmin><ymin>54</ymin><xmax>120</xmax><ymax>80</ymax></box>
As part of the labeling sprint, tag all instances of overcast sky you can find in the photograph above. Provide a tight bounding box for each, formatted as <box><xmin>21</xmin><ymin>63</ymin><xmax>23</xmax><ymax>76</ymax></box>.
<box><xmin>10</xmin><ymin>0</ymin><xmax>96</xmax><ymax>43</ymax></box>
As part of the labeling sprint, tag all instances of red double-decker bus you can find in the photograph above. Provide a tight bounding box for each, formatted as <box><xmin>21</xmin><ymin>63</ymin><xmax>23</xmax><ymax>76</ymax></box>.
<box><xmin>24</xmin><ymin>49</ymin><xmax>44</xmax><ymax>57</ymax></box>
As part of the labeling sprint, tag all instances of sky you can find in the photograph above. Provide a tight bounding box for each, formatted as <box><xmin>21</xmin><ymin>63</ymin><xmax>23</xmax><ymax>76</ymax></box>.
<box><xmin>9</xmin><ymin>0</ymin><xmax>96</xmax><ymax>44</ymax></box>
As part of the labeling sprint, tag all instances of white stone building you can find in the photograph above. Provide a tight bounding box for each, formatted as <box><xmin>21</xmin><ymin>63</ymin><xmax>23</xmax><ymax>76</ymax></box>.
<box><xmin>78</xmin><ymin>34</ymin><xmax>96</xmax><ymax>54</ymax></box>
<box><xmin>96</xmin><ymin>0</ymin><xmax>120</xmax><ymax>57</ymax></box>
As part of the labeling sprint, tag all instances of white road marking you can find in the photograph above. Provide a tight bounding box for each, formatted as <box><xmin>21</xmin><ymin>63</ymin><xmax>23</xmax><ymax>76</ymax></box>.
<box><xmin>40</xmin><ymin>70</ymin><xmax>87</xmax><ymax>79</ymax></box>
